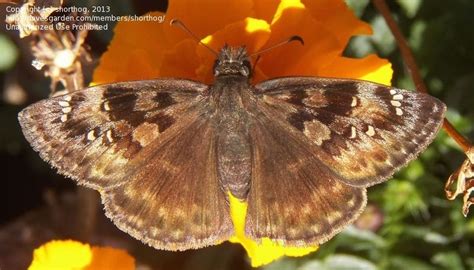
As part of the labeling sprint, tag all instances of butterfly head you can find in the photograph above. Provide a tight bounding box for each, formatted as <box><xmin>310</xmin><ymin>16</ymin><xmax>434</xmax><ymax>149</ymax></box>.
<box><xmin>214</xmin><ymin>45</ymin><xmax>252</xmax><ymax>78</ymax></box>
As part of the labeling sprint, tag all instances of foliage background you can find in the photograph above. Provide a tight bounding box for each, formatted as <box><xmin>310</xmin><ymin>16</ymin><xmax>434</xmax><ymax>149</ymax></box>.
<box><xmin>0</xmin><ymin>0</ymin><xmax>473</xmax><ymax>269</ymax></box>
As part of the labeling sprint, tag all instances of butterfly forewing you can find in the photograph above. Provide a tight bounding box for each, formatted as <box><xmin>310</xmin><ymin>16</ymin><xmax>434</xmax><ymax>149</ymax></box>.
<box><xmin>255</xmin><ymin>77</ymin><xmax>446</xmax><ymax>187</ymax></box>
<box><xmin>19</xmin><ymin>79</ymin><xmax>207</xmax><ymax>189</ymax></box>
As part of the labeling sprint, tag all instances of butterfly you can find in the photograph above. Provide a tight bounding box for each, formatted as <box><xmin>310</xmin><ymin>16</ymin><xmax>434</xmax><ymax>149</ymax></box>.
<box><xmin>18</xmin><ymin>43</ymin><xmax>446</xmax><ymax>251</ymax></box>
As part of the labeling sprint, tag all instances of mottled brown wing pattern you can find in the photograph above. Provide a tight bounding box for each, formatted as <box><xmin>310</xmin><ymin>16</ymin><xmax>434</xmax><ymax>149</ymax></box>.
<box><xmin>245</xmin><ymin>112</ymin><xmax>366</xmax><ymax>245</ymax></box>
<box><xmin>102</xmin><ymin>116</ymin><xmax>233</xmax><ymax>250</ymax></box>
<box><xmin>19</xmin><ymin>79</ymin><xmax>233</xmax><ymax>250</ymax></box>
<box><xmin>256</xmin><ymin>77</ymin><xmax>446</xmax><ymax>187</ymax></box>
<box><xmin>19</xmin><ymin>79</ymin><xmax>206</xmax><ymax>189</ymax></box>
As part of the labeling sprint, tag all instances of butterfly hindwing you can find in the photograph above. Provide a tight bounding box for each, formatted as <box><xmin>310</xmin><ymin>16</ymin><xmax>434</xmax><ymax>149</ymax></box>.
<box><xmin>245</xmin><ymin>110</ymin><xmax>366</xmax><ymax>245</ymax></box>
<box><xmin>255</xmin><ymin>77</ymin><xmax>446</xmax><ymax>187</ymax></box>
<box><xmin>102</xmin><ymin>116</ymin><xmax>233</xmax><ymax>250</ymax></box>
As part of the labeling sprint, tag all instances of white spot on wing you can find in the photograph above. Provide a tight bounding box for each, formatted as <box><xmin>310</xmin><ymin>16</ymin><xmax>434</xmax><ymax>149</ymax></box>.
<box><xmin>396</xmin><ymin>108</ymin><xmax>403</xmax><ymax>116</ymax></box>
<box><xmin>103</xmin><ymin>101</ymin><xmax>111</xmax><ymax>111</ymax></box>
<box><xmin>58</xmin><ymin>101</ymin><xmax>70</xmax><ymax>107</ymax></box>
<box><xmin>351</xmin><ymin>96</ymin><xmax>358</xmax><ymax>107</ymax></box>
<box><xmin>390</xmin><ymin>89</ymin><xmax>397</xmax><ymax>95</ymax></box>
<box><xmin>393</xmin><ymin>94</ymin><xmax>403</xmax><ymax>100</ymax></box>
<box><xmin>106</xmin><ymin>130</ymin><xmax>114</xmax><ymax>143</ymax></box>
<box><xmin>366</xmin><ymin>125</ymin><xmax>375</xmax><ymax>136</ymax></box>
<box><xmin>62</xmin><ymin>107</ymin><xmax>72</xmax><ymax>113</ymax></box>
<box><xmin>87</xmin><ymin>130</ymin><xmax>96</xmax><ymax>141</ymax></box>
<box><xmin>391</xmin><ymin>100</ymin><xmax>402</xmax><ymax>107</ymax></box>
<box><xmin>60</xmin><ymin>114</ymin><xmax>68</xmax><ymax>122</ymax></box>
<box><xmin>350</xmin><ymin>126</ymin><xmax>357</xmax><ymax>139</ymax></box>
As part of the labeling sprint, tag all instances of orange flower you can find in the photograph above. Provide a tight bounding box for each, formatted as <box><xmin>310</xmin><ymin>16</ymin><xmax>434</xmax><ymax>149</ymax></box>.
<box><xmin>93</xmin><ymin>0</ymin><xmax>392</xmax><ymax>267</ymax></box>
<box><xmin>28</xmin><ymin>240</ymin><xmax>135</xmax><ymax>270</ymax></box>
<box><xmin>93</xmin><ymin>0</ymin><xmax>391</xmax><ymax>86</ymax></box>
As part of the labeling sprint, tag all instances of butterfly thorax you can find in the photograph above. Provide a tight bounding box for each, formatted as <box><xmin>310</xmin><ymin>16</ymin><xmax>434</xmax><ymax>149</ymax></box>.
<box><xmin>211</xmin><ymin>48</ymin><xmax>254</xmax><ymax>200</ymax></box>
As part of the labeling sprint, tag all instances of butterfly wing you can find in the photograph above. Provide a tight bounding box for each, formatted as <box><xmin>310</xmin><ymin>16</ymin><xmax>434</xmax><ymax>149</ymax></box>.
<box><xmin>19</xmin><ymin>79</ymin><xmax>233</xmax><ymax>250</ymax></box>
<box><xmin>246</xmin><ymin>114</ymin><xmax>367</xmax><ymax>245</ymax></box>
<box><xmin>255</xmin><ymin>77</ymin><xmax>446</xmax><ymax>187</ymax></box>
<box><xmin>244</xmin><ymin>77</ymin><xmax>445</xmax><ymax>245</ymax></box>
<box><xmin>102</xmin><ymin>114</ymin><xmax>233</xmax><ymax>250</ymax></box>
<box><xmin>19</xmin><ymin>79</ymin><xmax>205</xmax><ymax>188</ymax></box>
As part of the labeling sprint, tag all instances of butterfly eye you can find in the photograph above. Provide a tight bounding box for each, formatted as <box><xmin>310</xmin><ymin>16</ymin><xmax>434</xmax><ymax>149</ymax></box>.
<box><xmin>241</xmin><ymin>60</ymin><xmax>251</xmax><ymax>77</ymax></box>
<box><xmin>240</xmin><ymin>66</ymin><xmax>249</xmax><ymax>77</ymax></box>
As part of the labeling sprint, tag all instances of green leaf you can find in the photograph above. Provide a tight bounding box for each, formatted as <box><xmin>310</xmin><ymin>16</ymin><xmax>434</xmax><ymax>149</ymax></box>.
<box><xmin>298</xmin><ymin>261</ymin><xmax>324</xmax><ymax>270</ymax></box>
<box><xmin>408</xmin><ymin>20</ymin><xmax>427</xmax><ymax>51</ymax></box>
<box><xmin>432</xmin><ymin>251</ymin><xmax>464</xmax><ymax>270</ymax></box>
<box><xmin>323</xmin><ymin>255</ymin><xmax>377</xmax><ymax>270</ymax></box>
<box><xmin>297</xmin><ymin>255</ymin><xmax>377</xmax><ymax>270</ymax></box>
<box><xmin>340</xmin><ymin>226</ymin><xmax>387</xmax><ymax>248</ymax></box>
<box><xmin>370</xmin><ymin>15</ymin><xmax>396</xmax><ymax>56</ymax></box>
<box><xmin>390</xmin><ymin>255</ymin><xmax>436</xmax><ymax>270</ymax></box>
<box><xmin>264</xmin><ymin>259</ymin><xmax>298</xmax><ymax>270</ymax></box>
<box><xmin>396</xmin><ymin>0</ymin><xmax>422</xmax><ymax>18</ymax></box>
<box><xmin>383</xmin><ymin>180</ymin><xmax>428</xmax><ymax>216</ymax></box>
<box><xmin>403</xmin><ymin>160</ymin><xmax>425</xmax><ymax>181</ymax></box>
<box><xmin>423</xmin><ymin>231</ymin><xmax>449</xmax><ymax>245</ymax></box>
<box><xmin>344</xmin><ymin>0</ymin><xmax>370</xmax><ymax>17</ymax></box>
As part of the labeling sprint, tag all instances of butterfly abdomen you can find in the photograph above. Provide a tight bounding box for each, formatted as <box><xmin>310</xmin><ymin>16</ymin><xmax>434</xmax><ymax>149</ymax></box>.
<box><xmin>212</xmin><ymin>78</ymin><xmax>254</xmax><ymax>200</ymax></box>
<box><xmin>217</xmin><ymin>131</ymin><xmax>251</xmax><ymax>200</ymax></box>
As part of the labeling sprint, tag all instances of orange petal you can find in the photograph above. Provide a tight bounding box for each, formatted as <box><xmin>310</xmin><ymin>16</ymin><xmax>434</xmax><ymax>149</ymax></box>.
<box><xmin>93</xmin><ymin>12</ymin><xmax>168</xmax><ymax>84</ymax></box>
<box><xmin>302</xmin><ymin>0</ymin><xmax>372</xmax><ymax>46</ymax></box>
<box><xmin>115</xmin><ymin>49</ymin><xmax>159</xmax><ymax>82</ymax></box>
<box><xmin>252</xmin><ymin>0</ymin><xmax>281</xmax><ymax>23</ymax></box>
<box><xmin>163</xmin><ymin>0</ymin><xmax>254</xmax><ymax>43</ymax></box>
<box><xmin>160</xmin><ymin>39</ymin><xmax>201</xmax><ymax>79</ymax></box>
<box><xmin>257</xmin><ymin>0</ymin><xmax>341</xmax><ymax>80</ymax></box>
<box><xmin>86</xmin><ymin>247</ymin><xmax>135</xmax><ymax>270</ymax></box>
<box><xmin>319</xmin><ymin>54</ymin><xmax>393</xmax><ymax>85</ymax></box>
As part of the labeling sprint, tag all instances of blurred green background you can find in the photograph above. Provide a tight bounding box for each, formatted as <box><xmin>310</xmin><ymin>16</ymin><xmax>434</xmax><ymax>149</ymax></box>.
<box><xmin>0</xmin><ymin>0</ymin><xmax>473</xmax><ymax>269</ymax></box>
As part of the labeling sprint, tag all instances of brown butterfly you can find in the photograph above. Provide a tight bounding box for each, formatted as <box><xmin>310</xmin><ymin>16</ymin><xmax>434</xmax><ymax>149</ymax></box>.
<box><xmin>18</xmin><ymin>37</ymin><xmax>445</xmax><ymax>250</ymax></box>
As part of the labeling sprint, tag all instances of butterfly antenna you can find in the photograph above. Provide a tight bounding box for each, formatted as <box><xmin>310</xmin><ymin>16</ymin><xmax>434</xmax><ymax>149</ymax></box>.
<box><xmin>253</xmin><ymin>55</ymin><xmax>261</xmax><ymax>70</ymax></box>
<box><xmin>249</xmin><ymin>35</ymin><xmax>304</xmax><ymax>58</ymax></box>
<box><xmin>170</xmin><ymin>19</ymin><xmax>219</xmax><ymax>57</ymax></box>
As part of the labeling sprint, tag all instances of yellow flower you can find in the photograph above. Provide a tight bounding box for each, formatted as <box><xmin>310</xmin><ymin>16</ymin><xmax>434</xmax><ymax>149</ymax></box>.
<box><xmin>93</xmin><ymin>0</ymin><xmax>392</xmax><ymax>267</ymax></box>
<box><xmin>28</xmin><ymin>240</ymin><xmax>135</xmax><ymax>270</ymax></box>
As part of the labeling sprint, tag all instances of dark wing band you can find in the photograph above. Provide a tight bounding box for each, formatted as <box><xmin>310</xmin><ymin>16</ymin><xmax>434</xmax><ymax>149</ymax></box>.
<box><xmin>255</xmin><ymin>77</ymin><xmax>445</xmax><ymax>187</ymax></box>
